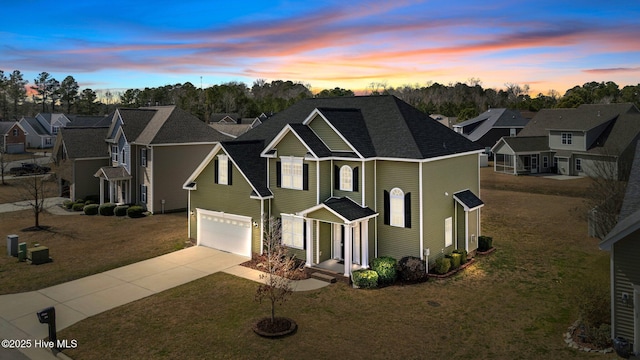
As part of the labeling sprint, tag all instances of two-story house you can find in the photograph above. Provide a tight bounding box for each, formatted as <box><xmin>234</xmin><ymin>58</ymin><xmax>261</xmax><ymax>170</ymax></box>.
<box><xmin>492</xmin><ymin>103</ymin><xmax>640</xmax><ymax>179</ymax></box>
<box><xmin>19</xmin><ymin>113</ymin><xmax>71</xmax><ymax>148</ymax></box>
<box><xmin>0</xmin><ymin>121</ymin><xmax>28</xmax><ymax>154</ymax></box>
<box><xmin>183</xmin><ymin>96</ymin><xmax>484</xmax><ymax>276</ymax></box>
<box><xmin>95</xmin><ymin>106</ymin><xmax>231</xmax><ymax>213</ymax></box>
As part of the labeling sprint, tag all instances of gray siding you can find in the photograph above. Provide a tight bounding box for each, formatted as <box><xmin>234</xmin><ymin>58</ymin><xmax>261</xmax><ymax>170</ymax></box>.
<box><xmin>613</xmin><ymin>231</ymin><xmax>640</xmax><ymax>344</ymax></box>
<box><xmin>549</xmin><ymin>130</ymin><xmax>586</xmax><ymax>151</ymax></box>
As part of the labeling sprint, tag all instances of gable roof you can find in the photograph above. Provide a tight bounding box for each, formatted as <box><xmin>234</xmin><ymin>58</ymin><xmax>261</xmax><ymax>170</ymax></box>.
<box><xmin>453</xmin><ymin>190</ymin><xmax>484</xmax><ymax>211</ymax></box>
<box><xmin>209</xmin><ymin>123</ymin><xmax>253</xmax><ymax>138</ymax></box>
<box><xmin>600</xmin><ymin>141</ymin><xmax>640</xmax><ymax>250</ymax></box>
<box><xmin>21</xmin><ymin>117</ymin><xmax>49</xmax><ymax>136</ymax></box>
<box><xmin>239</xmin><ymin>95</ymin><xmax>482</xmax><ymax>159</ymax></box>
<box><xmin>0</xmin><ymin>121</ymin><xmax>21</xmax><ymax>135</ymax></box>
<box><xmin>67</xmin><ymin>115</ymin><xmax>112</xmax><ymax>128</ymax></box>
<box><xmin>454</xmin><ymin>108</ymin><xmax>528</xmax><ymax>142</ymax></box>
<box><xmin>113</xmin><ymin>106</ymin><xmax>231</xmax><ymax>145</ymax></box>
<box><xmin>494</xmin><ymin>136</ymin><xmax>549</xmax><ymax>153</ymax></box>
<box><xmin>59</xmin><ymin>127</ymin><xmax>109</xmax><ymax>159</ymax></box>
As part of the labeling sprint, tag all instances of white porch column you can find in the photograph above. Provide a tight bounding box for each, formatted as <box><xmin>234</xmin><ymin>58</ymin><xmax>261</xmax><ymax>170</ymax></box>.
<box><xmin>109</xmin><ymin>181</ymin><xmax>115</xmax><ymax>203</ymax></box>
<box><xmin>305</xmin><ymin>218</ymin><xmax>313</xmax><ymax>267</ymax></box>
<box><xmin>343</xmin><ymin>223</ymin><xmax>352</xmax><ymax>277</ymax></box>
<box><xmin>99</xmin><ymin>179</ymin><xmax>104</xmax><ymax>205</ymax></box>
<box><xmin>361</xmin><ymin>219</ymin><xmax>369</xmax><ymax>268</ymax></box>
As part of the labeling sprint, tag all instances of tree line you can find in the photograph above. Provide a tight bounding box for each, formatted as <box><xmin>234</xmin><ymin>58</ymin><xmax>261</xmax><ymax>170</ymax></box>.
<box><xmin>1</xmin><ymin>68</ymin><xmax>639</xmax><ymax>122</ymax></box>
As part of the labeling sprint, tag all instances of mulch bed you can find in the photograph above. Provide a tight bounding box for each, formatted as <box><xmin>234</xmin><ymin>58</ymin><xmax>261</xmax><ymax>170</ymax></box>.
<box><xmin>241</xmin><ymin>255</ymin><xmax>311</xmax><ymax>280</ymax></box>
<box><xmin>427</xmin><ymin>258</ymin><xmax>476</xmax><ymax>279</ymax></box>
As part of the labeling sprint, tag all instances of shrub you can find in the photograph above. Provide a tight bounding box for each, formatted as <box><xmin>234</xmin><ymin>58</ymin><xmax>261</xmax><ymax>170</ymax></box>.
<box><xmin>62</xmin><ymin>200</ymin><xmax>74</xmax><ymax>209</ymax></box>
<box><xmin>84</xmin><ymin>200</ymin><xmax>95</xmax><ymax>205</ymax></box>
<box><xmin>478</xmin><ymin>235</ymin><xmax>493</xmax><ymax>251</ymax></box>
<box><xmin>398</xmin><ymin>256</ymin><xmax>427</xmax><ymax>282</ymax></box>
<box><xmin>75</xmin><ymin>198</ymin><xmax>84</xmax><ymax>204</ymax></box>
<box><xmin>127</xmin><ymin>205</ymin><xmax>146</xmax><ymax>218</ymax></box>
<box><xmin>83</xmin><ymin>204</ymin><xmax>99</xmax><ymax>215</ymax></box>
<box><xmin>453</xmin><ymin>249</ymin><xmax>468</xmax><ymax>264</ymax></box>
<box><xmin>434</xmin><ymin>257</ymin><xmax>451</xmax><ymax>275</ymax></box>
<box><xmin>447</xmin><ymin>253</ymin><xmax>462</xmax><ymax>269</ymax></box>
<box><xmin>72</xmin><ymin>202</ymin><xmax>85</xmax><ymax>211</ymax></box>
<box><xmin>85</xmin><ymin>194</ymin><xmax>100</xmax><ymax>203</ymax></box>
<box><xmin>371</xmin><ymin>256</ymin><xmax>397</xmax><ymax>285</ymax></box>
<box><xmin>99</xmin><ymin>203</ymin><xmax>117</xmax><ymax>216</ymax></box>
<box><xmin>114</xmin><ymin>205</ymin><xmax>129</xmax><ymax>217</ymax></box>
<box><xmin>587</xmin><ymin>323</ymin><xmax>612</xmax><ymax>349</ymax></box>
<box><xmin>352</xmin><ymin>269</ymin><xmax>379</xmax><ymax>289</ymax></box>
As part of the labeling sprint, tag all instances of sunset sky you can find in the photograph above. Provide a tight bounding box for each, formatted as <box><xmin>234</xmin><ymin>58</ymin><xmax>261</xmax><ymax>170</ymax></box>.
<box><xmin>2</xmin><ymin>0</ymin><xmax>639</xmax><ymax>96</ymax></box>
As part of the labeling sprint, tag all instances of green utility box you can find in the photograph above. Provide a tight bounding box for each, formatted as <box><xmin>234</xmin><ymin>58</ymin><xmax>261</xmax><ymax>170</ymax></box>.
<box><xmin>27</xmin><ymin>246</ymin><xmax>50</xmax><ymax>265</ymax></box>
<box><xmin>17</xmin><ymin>242</ymin><xmax>27</xmax><ymax>262</ymax></box>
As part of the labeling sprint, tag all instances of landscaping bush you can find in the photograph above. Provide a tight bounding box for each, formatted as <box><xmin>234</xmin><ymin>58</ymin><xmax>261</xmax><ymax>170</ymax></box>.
<box><xmin>453</xmin><ymin>249</ymin><xmax>468</xmax><ymax>264</ymax></box>
<box><xmin>83</xmin><ymin>204</ymin><xmax>99</xmax><ymax>215</ymax></box>
<box><xmin>352</xmin><ymin>269</ymin><xmax>379</xmax><ymax>289</ymax></box>
<box><xmin>62</xmin><ymin>200</ymin><xmax>74</xmax><ymax>209</ymax></box>
<box><xmin>127</xmin><ymin>205</ymin><xmax>146</xmax><ymax>218</ymax></box>
<box><xmin>478</xmin><ymin>235</ymin><xmax>493</xmax><ymax>251</ymax></box>
<box><xmin>75</xmin><ymin>199</ymin><xmax>84</xmax><ymax>205</ymax></box>
<box><xmin>114</xmin><ymin>205</ymin><xmax>129</xmax><ymax>217</ymax></box>
<box><xmin>99</xmin><ymin>203</ymin><xmax>117</xmax><ymax>216</ymax></box>
<box><xmin>84</xmin><ymin>200</ymin><xmax>95</xmax><ymax>205</ymax></box>
<box><xmin>398</xmin><ymin>256</ymin><xmax>427</xmax><ymax>282</ymax></box>
<box><xmin>72</xmin><ymin>202</ymin><xmax>85</xmax><ymax>211</ymax></box>
<box><xmin>447</xmin><ymin>253</ymin><xmax>462</xmax><ymax>269</ymax></box>
<box><xmin>371</xmin><ymin>256</ymin><xmax>397</xmax><ymax>285</ymax></box>
<box><xmin>85</xmin><ymin>195</ymin><xmax>100</xmax><ymax>203</ymax></box>
<box><xmin>434</xmin><ymin>257</ymin><xmax>451</xmax><ymax>275</ymax></box>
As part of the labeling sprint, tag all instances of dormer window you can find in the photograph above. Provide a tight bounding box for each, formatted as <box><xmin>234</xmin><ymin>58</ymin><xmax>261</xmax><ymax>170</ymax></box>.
<box><xmin>561</xmin><ymin>132</ymin><xmax>572</xmax><ymax>145</ymax></box>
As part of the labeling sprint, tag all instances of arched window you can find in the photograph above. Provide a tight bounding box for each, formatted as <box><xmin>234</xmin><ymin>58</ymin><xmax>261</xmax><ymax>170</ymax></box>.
<box><xmin>340</xmin><ymin>165</ymin><xmax>352</xmax><ymax>191</ymax></box>
<box><xmin>390</xmin><ymin>187</ymin><xmax>404</xmax><ymax>227</ymax></box>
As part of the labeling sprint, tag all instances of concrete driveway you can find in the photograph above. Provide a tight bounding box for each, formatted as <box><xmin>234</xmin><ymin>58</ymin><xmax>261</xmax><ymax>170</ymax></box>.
<box><xmin>0</xmin><ymin>246</ymin><xmax>248</xmax><ymax>360</ymax></box>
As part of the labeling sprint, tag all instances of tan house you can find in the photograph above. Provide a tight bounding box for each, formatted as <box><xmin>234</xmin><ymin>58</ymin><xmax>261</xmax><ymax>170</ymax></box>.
<box><xmin>96</xmin><ymin>106</ymin><xmax>231</xmax><ymax>213</ymax></box>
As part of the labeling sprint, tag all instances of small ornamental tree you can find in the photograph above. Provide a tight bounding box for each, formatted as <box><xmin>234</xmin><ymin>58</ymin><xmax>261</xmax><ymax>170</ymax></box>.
<box><xmin>255</xmin><ymin>217</ymin><xmax>296</xmax><ymax>325</ymax></box>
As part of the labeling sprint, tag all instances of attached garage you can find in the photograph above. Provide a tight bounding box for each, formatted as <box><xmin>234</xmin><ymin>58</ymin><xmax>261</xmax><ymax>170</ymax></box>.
<box><xmin>196</xmin><ymin>208</ymin><xmax>252</xmax><ymax>257</ymax></box>
<box><xmin>6</xmin><ymin>143</ymin><xmax>25</xmax><ymax>154</ymax></box>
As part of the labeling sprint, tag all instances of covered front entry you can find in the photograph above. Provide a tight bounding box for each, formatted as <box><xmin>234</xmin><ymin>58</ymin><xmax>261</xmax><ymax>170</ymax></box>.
<box><xmin>453</xmin><ymin>190</ymin><xmax>484</xmax><ymax>253</ymax></box>
<box><xmin>94</xmin><ymin>166</ymin><xmax>132</xmax><ymax>204</ymax></box>
<box><xmin>297</xmin><ymin>197</ymin><xmax>378</xmax><ymax>277</ymax></box>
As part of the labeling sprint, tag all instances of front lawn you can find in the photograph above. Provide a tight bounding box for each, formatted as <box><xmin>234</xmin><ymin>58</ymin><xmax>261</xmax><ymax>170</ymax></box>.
<box><xmin>0</xmin><ymin>210</ymin><xmax>188</xmax><ymax>294</ymax></box>
<box><xmin>58</xmin><ymin>177</ymin><xmax>615</xmax><ymax>359</ymax></box>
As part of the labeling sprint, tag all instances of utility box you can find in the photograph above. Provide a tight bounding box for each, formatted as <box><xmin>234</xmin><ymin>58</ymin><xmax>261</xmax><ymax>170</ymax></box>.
<box><xmin>18</xmin><ymin>242</ymin><xmax>27</xmax><ymax>262</ymax></box>
<box><xmin>7</xmin><ymin>234</ymin><xmax>18</xmax><ymax>257</ymax></box>
<box><xmin>27</xmin><ymin>246</ymin><xmax>50</xmax><ymax>265</ymax></box>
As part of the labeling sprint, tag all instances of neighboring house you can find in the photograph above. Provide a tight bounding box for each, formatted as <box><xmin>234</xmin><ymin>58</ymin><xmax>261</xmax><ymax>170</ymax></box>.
<box><xmin>453</xmin><ymin>108</ymin><xmax>529</xmax><ymax>151</ymax></box>
<box><xmin>600</xmin><ymin>142</ymin><xmax>640</xmax><ymax>355</ymax></box>
<box><xmin>0</xmin><ymin>121</ymin><xmax>28</xmax><ymax>154</ymax></box>
<box><xmin>184</xmin><ymin>95</ymin><xmax>484</xmax><ymax>277</ymax></box>
<box><xmin>19</xmin><ymin>113</ymin><xmax>71</xmax><ymax>148</ymax></box>
<box><xmin>209</xmin><ymin>117</ymin><xmax>262</xmax><ymax>139</ymax></box>
<box><xmin>492</xmin><ymin>103</ymin><xmax>640</xmax><ymax>178</ymax></box>
<box><xmin>429</xmin><ymin>114</ymin><xmax>456</xmax><ymax>128</ymax></box>
<box><xmin>53</xmin><ymin>127</ymin><xmax>110</xmax><ymax>200</ymax></box>
<box><xmin>95</xmin><ymin>105</ymin><xmax>231</xmax><ymax>213</ymax></box>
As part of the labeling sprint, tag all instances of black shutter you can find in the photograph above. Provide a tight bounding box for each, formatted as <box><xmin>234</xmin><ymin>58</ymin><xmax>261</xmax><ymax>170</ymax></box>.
<box><xmin>227</xmin><ymin>160</ymin><xmax>233</xmax><ymax>185</ymax></box>
<box><xmin>334</xmin><ymin>165</ymin><xmax>340</xmax><ymax>190</ymax></box>
<box><xmin>303</xmin><ymin>221</ymin><xmax>307</xmax><ymax>250</ymax></box>
<box><xmin>276</xmin><ymin>161</ymin><xmax>281</xmax><ymax>187</ymax></box>
<box><xmin>404</xmin><ymin>192</ymin><xmax>411</xmax><ymax>228</ymax></box>
<box><xmin>353</xmin><ymin>167</ymin><xmax>359</xmax><ymax>192</ymax></box>
<box><xmin>214</xmin><ymin>159</ymin><xmax>219</xmax><ymax>184</ymax></box>
<box><xmin>303</xmin><ymin>163</ymin><xmax>309</xmax><ymax>190</ymax></box>
<box><xmin>383</xmin><ymin>190</ymin><xmax>390</xmax><ymax>225</ymax></box>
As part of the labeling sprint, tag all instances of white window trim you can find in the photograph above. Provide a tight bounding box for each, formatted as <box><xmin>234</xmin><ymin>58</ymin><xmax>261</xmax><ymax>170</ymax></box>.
<box><xmin>339</xmin><ymin>165</ymin><xmax>352</xmax><ymax>191</ymax></box>
<box><xmin>390</xmin><ymin>187</ymin><xmax>404</xmax><ymax>228</ymax></box>
<box><xmin>445</xmin><ymin>217</ymin><xmax>453</xmax><ymax>247</ymax></box>
<box><xmin>543</xmin><ymin>156</ymin><xmax>548</xmax><ymax>168</ymax></box>
<box><xmin>121</xmin><ymin>148</ymin><xmax>127</xmax><ymax>165</ymax></box>
<box><xmin>111</xmin><ymin>145</ymin><xmax>118</xmax><ymax>162</ymax></box>
<box><xmin>141</xmin><ymin>148</ymin><xmax>147</xmax><ymax>167</ymax></box>
<box><xmin>13</xmin><ymin>129</ymin><xmax>18</xmax><ymax>136</ymax></box>
<box><xmin>281</xmin><ymin>156</ymin><xmax>303</xmax><ymax>190</ymax></box>
<box><xmin>561</xmin><ymin>132</ymin><xmax>572</xmax><ymax>145</ymax></box>
<box><xmin>281</xmin><ymin>214</ymin><xmax>304</xmax><ymax>249</ymax></box>
<box><xmin>140</xmin><ymin>184</ymin><xmax>147</xmax><ymax>203</ymax></box>
<box><xmin>218</xmin><ymin>154</ymin><xmax>229</xmax><ymax>185</ymax></box>
<box><xmin>575</xmin><ymin>158</ymin><xmax>582</xmax><ymax>172</ymax></box>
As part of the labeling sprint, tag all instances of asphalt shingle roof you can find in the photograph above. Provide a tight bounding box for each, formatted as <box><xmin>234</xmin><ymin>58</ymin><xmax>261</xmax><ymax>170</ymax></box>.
<box><xmin>67</xmin><ymin>115</ymin><xmax>112</xmax><ymax>128</ymax></box>
<box><xmin>324</xmin><ymin>197</ymin><xmax>377</xmax><ymax>221</ymax></box>
<box><xmin>453</xmin><ymin>190</ymin><xmax>484</xmax><ymax>210</ymax></box>
<box><xmin>221</xmin><ymin>140</ymin><xmax>271</xmax><ymax>197</ymax></box>
<box><xmin>455</xmin><ymin>108</ymin><xmax>528</xmax><ymax>142</ymax></box>
<box><xmin>239</xmin><ymin>95</ymin><xmax>481</xmax><ymax>159</ymax></box>
<box><xmin>288</xmin><ymin>124</ymin><xmax>332</xmax><ymax>157</ymax></box>
<box><xmin>23</xmin><ymin>117</ymin><xmax>49</xmax><ymax>136</ymax></box>
<box><xmin>60</xmin><ymin>127</ymin><xmax>109</xmax><ymax>159</ymax></box>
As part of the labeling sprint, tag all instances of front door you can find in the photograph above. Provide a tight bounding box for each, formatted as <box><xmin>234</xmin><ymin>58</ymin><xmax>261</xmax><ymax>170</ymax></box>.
<box><xmin>333</xmin><ymin>224</ymin><xmax>344</xmax><ymax>260</ymax></box>
<box><xmin>531</xmin><ymin>155</ymin><xmax>538</xmax><ymax>174</ymax></box>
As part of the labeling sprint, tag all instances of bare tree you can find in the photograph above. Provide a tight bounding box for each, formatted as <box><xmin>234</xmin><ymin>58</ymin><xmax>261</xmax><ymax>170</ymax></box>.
<box><xmin>15</xmin><ymin>161</ymin><xmax>50</xmax><ymax>228</ymax></box>
<box><xmin>585</xmin><ymin>152</ymin><xmax>629</xmax><ymax>239</ymax></box>
<box><xmin>255</xmin><ymin>217</ymin><xmax>297</xmax><ymax>324</ymax></box>
<box><xmin>0</xmin><ymin>148</ymin><xmax>8</xmax><ymax>185</ymax></box>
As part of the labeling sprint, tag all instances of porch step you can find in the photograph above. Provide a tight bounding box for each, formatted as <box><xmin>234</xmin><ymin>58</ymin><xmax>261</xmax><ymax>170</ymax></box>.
<box><xmin>311</xmin><ymin>272</ymin><xmax>337</xmax><ymax>283</ymax></box>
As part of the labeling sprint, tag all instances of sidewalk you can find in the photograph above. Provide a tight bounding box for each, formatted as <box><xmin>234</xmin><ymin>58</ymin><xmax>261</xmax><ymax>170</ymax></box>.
<box><xmin>0</xmin><ymin>246</ymin><xmax>328</xmax><ymax>359</ymax></box>
<box><xmin>0</xmin><ymin>198</ymin><xmax>74</xmax><ymax>215</ymax></box>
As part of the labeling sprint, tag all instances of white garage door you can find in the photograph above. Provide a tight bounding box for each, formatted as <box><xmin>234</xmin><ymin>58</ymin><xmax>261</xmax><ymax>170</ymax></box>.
<box><xmin>7</xmin><ymin>143</ymin><xmax>25</xmax><ymax>154</ymax></box>
<box><xmin>197</xmin><ymin>209</ymin><xmax>252</xmax><ymax>257</ymax></box>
